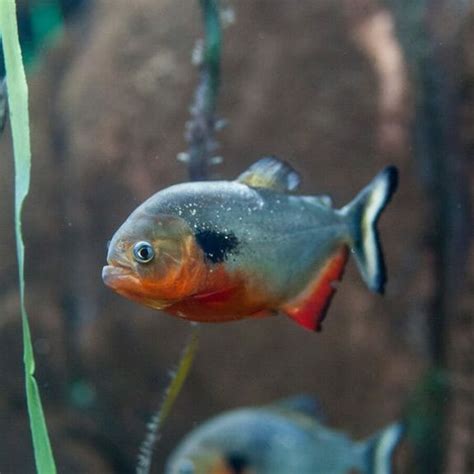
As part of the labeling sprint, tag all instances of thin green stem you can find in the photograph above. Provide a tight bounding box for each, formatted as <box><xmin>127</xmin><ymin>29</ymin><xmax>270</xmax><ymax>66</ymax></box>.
<box><xmin>136</xmin><ymin>328</ymin><xmax>200</xmax><ymax>474</ymax></box>
<box><xmin>200</xmin><ymin>0</ymin><xmax>221</xmax><ymax>111</ymax></box>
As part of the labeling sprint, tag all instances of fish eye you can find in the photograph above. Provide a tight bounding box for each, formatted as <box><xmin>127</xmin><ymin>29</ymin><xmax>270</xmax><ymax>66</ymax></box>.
<box><xmin>133</xmin><ymin>241</ymin><xmax>155</xmax><ymax>263</ymax></box>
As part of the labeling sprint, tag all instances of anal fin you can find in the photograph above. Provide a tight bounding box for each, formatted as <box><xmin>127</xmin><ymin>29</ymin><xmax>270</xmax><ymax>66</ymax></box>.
<box><xmin>282</xmin><ymin>246</ymin><xmax>349</xmax><ymax>332</ymax></box>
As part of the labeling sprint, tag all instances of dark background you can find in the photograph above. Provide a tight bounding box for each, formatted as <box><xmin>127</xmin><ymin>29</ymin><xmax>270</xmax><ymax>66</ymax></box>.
<box><xmin>0</xmin><ymin>1</ymin><xmax>472</xmax><ymax>472</ymax></box>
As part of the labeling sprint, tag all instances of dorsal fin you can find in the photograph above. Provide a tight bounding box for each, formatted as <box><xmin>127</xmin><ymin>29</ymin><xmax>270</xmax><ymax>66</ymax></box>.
<box><xmin>236</xmin><ymin>156</ymin><xmax>301</xmax><ymax>192</ymax></box>
<box><xmin>269</xmin><ymin>395</ymin><xmax>325</xmax><ymax>421</ymax></box>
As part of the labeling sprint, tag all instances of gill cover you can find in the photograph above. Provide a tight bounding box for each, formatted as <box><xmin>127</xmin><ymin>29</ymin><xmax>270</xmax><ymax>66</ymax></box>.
<box><xmin>104</xmin><ymin>213</ymin><xmax>208</xmax><ymax>306</ymax></box>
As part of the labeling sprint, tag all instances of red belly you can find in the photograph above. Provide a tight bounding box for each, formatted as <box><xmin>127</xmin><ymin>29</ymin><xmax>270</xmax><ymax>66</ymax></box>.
<box><xmin>166</xmin><ymin>282</ymin><xmax>275</xmax><ymax>322</ymax></box>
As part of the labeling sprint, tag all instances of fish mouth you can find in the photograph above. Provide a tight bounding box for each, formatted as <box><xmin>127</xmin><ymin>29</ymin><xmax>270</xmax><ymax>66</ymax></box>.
<box><xmin>102</xmin><ymin>262</ymin><xmax>170</xmax><ymax>310</ymax></box>
<box><xmin>102</xmin><ymin>261</ymin><xmax>135</xmax><ymax>287</ymax></box>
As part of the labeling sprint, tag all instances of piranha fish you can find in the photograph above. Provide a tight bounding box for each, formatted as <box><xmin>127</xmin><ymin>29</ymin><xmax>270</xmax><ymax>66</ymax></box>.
<box><xmin>165</xmin><ymin>396</ymin><xmax>404</xmax><ymax>474</ymax></box>
<box><xmin>103</xmin><ymin>157</ymin><xmax>398</xmax><ymax>331</ymax></box>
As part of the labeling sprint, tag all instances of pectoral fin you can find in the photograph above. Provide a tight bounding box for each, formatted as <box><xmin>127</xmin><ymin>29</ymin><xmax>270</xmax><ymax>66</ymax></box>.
<box><xmin>282</xmin><ymin>246</ymin><xmax>349</xmax><ymax>331</ymax></box>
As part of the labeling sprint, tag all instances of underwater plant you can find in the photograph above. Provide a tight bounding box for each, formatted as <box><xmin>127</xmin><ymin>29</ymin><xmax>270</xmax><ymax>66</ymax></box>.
<box><xmin>0</xmin><ymin>0</ymin><xmax>56</xmax><ymax>472</ymax></box>
<box><xmin>0</xmin><ymin>0</ymin><xmax>85</xmax><ymax>76</ymax></box>
<box><xmin>137</xmin><ymin>330</ymin><xmax>199</xmax><ymax>474</ymax></box>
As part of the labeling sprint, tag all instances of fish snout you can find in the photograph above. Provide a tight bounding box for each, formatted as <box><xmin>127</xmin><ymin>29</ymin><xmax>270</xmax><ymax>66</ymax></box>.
<box><xmin>102</xmin><ymin>257</ymin><xmax>134</xmax><ymax>288</ymax></box>
<box><xmin>102</xmin><ymin>265</ymin><xmax>127</xmax><ymax>287</ymax></box>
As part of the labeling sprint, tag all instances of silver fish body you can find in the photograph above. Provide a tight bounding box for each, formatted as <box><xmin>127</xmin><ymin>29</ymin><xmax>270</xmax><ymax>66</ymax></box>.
<box><xmin>165</xmin><ymin>399</ymin><xmax>403</xmax><ymax>474</ymax></box>
<box><xmin>131</xmin><ymin>180</ymin><xmax>346</xmax><ymax>301</ymax></box>
<box><xmin>103</xmin><ymin>157</ymin><xmax>398</xmax><ymax>330</ymax></box>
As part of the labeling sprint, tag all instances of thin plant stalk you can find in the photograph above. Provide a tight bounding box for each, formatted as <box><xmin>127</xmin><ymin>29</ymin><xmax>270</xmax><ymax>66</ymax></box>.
<box><xmin>136</xmin><ymin>330</ymin><xmax>200</xmax><ymax>474</ymax></box>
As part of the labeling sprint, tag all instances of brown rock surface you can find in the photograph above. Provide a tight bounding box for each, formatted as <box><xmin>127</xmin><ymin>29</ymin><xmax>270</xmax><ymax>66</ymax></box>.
<box><xmin>1</xmin><ymin>0</ymin><xmax>471</xmax><ymax>472</ymax></box>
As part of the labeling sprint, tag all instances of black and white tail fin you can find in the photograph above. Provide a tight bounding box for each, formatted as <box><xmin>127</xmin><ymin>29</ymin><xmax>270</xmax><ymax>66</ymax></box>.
<box><xmin>357</xmin><ymin>422</ymin><xmax>404</xmax><ymax>474</ymax></box>
<box><xmin>341</xmin><ymin>166</ymin><xmax>398</xmax><ymax>293</ymax></box>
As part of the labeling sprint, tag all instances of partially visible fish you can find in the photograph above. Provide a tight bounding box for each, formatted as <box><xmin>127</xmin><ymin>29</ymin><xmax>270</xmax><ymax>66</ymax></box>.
<box><xmin>103</xmin><ymin>157</ymin><xmax>398</xmax><ymax>331</ymax></box>
<box><xmin>165</xmin><ymin>396</ymin><xmax>404</xmax><ymax>474</ymax></box>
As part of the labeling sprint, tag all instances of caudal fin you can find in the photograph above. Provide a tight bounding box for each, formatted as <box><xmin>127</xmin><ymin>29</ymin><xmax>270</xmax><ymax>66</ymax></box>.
<box><xmin>357</xmin><ymin>423</ymin><xmax>404</xmax><ymax>474</ymax></box>
<box><xmin>340</xmin><ymin>167</ymin><xmax>398</xmax><ymax>293</ymax></box>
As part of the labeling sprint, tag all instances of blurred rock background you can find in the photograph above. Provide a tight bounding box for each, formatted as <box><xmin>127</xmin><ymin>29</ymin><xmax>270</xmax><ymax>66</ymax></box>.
<box><xmin>0</xmin><ymin>0</ymin><xmax>471</xmax><ymax>472</ymax></box>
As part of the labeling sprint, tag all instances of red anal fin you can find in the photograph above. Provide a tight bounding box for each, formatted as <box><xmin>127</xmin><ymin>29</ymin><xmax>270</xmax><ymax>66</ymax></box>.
<box><xmin>282</xmin><ymin>246</ymin><xmax>349</xmax><ymax>332</ymax></box>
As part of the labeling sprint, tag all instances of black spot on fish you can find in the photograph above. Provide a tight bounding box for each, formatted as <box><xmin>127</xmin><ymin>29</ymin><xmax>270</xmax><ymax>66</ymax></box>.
<box><xmin>194</xmin><ymin>229</ymin><xmax>239</xmax><ymax>263</ymax></box>
<box><xmin>225</xmin><ymin>452</ymin><xmax>249</xmax><ymax>473</ymax></box>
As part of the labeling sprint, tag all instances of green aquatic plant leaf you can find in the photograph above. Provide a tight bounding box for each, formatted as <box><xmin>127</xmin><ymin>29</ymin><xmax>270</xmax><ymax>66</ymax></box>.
<box><xmin>0</xmin><ymin>1</ymin><xmax>57</xmax><ymax>473</ymax></box>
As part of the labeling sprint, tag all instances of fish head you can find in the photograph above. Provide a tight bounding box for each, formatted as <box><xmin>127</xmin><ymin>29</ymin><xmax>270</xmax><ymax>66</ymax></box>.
<box><xmin>102</xmin><ymin>210</ymin><xmax>206</xmax><ymax>309</ymax></box>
